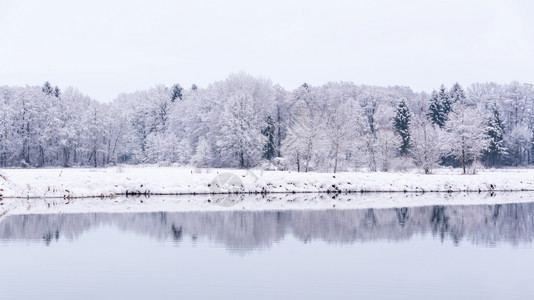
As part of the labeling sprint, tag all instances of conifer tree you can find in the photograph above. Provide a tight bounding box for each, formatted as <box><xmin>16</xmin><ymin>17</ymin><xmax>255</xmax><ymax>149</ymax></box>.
<box><xmin>53</xmin><ymin>86</ymin><xmax>61</xmax><ymax>98</ymax></box>
<box><xmin>170</xmin><ymin>84</ymin><xmax>183</xmax><ymax>102</ymax></box>
<box><xmin>262</xmin><ymin>116</ymin><xmax>276</xmax><ymax>160</ymax></box>
<box><xmin>42</xmin><ymin>81</ymin><xmax>53</xmax><ymax>96</ymax></box>
<box><xmin>393</xmin><ymin>99</ymin><xmax>411</xmax><ymax>155</ymax></box>
<box><xmin>427</xmin><ymin>90</ymin><xmax>445</xmax><ymax>128</ymax></box>
<box><xmin>438</xmin><ymin>85</ymin><xmax>452</xmax><ymax>118</ymax></box>
<box><xmin>449</xmin><ymin>82</ymin><xmax>466</xmax><ymax>106</ymax></box>
<box><xmin>483</xmin><ymin>103</ymin><xmax>506</xmax><ymax>166</ymax></box>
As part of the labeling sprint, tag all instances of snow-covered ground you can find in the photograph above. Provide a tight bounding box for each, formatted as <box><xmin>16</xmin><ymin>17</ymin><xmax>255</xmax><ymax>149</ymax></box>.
<box><xmin>1</xmin><ymin>166</ymin><xmax>534</xmax><ymax>218</ymax></box>
<box><xmin>1</xmin><ymin>166</ymin><xmax>534</xmax><ymax>199</ymax></box>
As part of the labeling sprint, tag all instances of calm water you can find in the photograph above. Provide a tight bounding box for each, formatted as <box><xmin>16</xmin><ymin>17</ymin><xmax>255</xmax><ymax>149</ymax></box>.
<box><xmin>1</xmin><ymin>202</ymin><xmax>534</xmax><ymax>299</ymax></box>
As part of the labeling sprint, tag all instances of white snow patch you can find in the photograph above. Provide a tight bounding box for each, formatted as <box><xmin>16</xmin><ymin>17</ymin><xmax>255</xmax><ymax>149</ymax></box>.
<box><xmin>1</xmin><ymin>166</ymin><xmax>534</xmax><ymax>199</ymax></box>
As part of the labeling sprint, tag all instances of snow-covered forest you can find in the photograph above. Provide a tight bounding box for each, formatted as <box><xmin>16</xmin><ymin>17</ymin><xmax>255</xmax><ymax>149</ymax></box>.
<box><xmin>1</xmin><ymin>73</ymin><xmax>533</xmax><ymax>173</ymax></box>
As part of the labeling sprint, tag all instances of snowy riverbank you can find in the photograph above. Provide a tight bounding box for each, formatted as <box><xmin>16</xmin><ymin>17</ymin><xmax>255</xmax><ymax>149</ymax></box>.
<box><xmin>1</xmin><ymin>166</ymin><xmax>534</xmax><ymax>199</ymax></box>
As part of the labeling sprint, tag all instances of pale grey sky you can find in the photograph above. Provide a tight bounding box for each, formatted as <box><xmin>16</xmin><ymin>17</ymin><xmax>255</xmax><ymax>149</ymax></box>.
<box><xmin>1</xmin><ymin>0</ymin><xmax>533</xmax><ymax>101</ymax></box>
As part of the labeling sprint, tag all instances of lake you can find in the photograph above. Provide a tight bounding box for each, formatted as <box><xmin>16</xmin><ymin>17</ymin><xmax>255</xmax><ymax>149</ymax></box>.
<box><xmin>1</xmin><ymin>200</ymin><xmax>533</xmax><ymax>299</ymax></box>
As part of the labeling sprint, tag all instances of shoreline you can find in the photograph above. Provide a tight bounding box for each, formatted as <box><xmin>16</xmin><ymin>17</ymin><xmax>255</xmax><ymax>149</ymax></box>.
<box><xmin>2</xmin><ymin>188</ymin><xmax>534</xmax><ymax>200</ymax></box>
<box><xmin>1</xmin><ymin>192</ymin><xmax>534</xmax><ymax>217</ymax></box>
<box><xmin>2</xmin><ymin>166</ymin><xmax>534</xmax><ymax>199</ymax></box>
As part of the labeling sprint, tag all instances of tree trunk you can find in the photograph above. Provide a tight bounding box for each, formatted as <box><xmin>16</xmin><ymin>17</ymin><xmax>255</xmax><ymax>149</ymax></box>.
<box><xmin>276</xmin><ymin>107</ymin><xmax>281</xmax><ymax>157</ymax></box>
<box><xmin>62</xmin><ymin>146</ymin><xmax>69</xmax><ymax>167</ymax></box>
<box><xmin>305</xmin><ymin>140</ymin><xmax>312</xmax><ymax>172</ymax></box>
<box><xmin>296</xmin><ymin>152</ymin><xmax>300</xmax><ymax>172</ymax></box>
<box><xmin>333</xmin><ymin>143</ymin><xmax>339</xmax><ymax>173</ymax></box>
<box><xmin>93</xmin><ymin>146</ymin><xmax>97</xmax><ymax>168</ymax></box>
<box><xmin>462</xmin><ymin>149</ymin><xmax>466</xmax><ymax>174</ymax></box>
<box><xmin>38</xmin><ymin>144</ymin><xmax>44</xmax><ymax>167</ymax></box>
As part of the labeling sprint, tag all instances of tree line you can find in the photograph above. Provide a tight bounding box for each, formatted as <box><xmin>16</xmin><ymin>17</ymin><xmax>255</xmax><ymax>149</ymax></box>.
<box><xmin>1</xmin><ymin>73</ymin><xmax>533</xmax><ymax>173</ymax></box>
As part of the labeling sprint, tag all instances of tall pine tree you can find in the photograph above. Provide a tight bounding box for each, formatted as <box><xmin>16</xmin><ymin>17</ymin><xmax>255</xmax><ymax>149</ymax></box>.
<box><xmin>393</xmin><ymin>99</ymin><xmax>411</xmax><ymax>155</ymax></box>
<box><xmin>483</xmin><ymin>103</ymin><xmax>507</xmax><ymax>166</ymax></box>
<box><xmin>449</xmin><ymin>82</ymin><xmax>466</xmax><ymax>107</ymax></box>
<box><xmin>53</xmin><ymin>86</ymin><xmax>61</xmax><ymax>98</ymax></box>
<box><xmin>262</xmin><ymin>116</ymin><xmax>276</xmax><ymax>160</ymax></box>
<box><xmin>438</xmin><ymin>85</ymin><xmax>452</xmax><ymax>118</ymax></box>
<box><xmin>42</xmin><ymin>81</ymin><xmax>54</xmax><ymax>96</ymax></box>
<box><xmin>427</xmin><ymin>90</ymin><xmax>445</xmax><ymax>128</ymax></box>
<box><xmin>170</xmin><ymin>84</ymin><xmax>183</xmax><ymax>102</ymax></box>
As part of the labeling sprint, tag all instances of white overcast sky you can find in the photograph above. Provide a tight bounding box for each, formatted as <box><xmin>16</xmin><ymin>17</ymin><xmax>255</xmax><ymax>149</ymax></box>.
<box><xmin>1</xmin><ymin>0</ymin><xmax>533</xmax><ymax>101</ymax></box>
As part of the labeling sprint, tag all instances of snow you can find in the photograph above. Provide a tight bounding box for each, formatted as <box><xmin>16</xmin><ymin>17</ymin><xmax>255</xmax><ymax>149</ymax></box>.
<box><xmin>1</xmin><ymin>166</ymin><xmax>534</xmax><ymax>218</ymax></box>
<box><xmin>1</xmin><ymin>166</ymin><xmax>534</xmax><ymax>200</ymax></box>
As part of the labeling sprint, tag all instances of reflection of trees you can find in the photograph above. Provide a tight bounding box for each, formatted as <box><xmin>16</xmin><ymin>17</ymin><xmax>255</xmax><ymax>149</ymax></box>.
<box><xmin>395</xmin><ymin>207</ymin><xmax>409</xmax><ymax>227</ymax></box>
<box><xmin>1</xmin><ymin>203</ymin><xmax>534</xmax><ymax>250</ymax></box>
<box><xmin>431</xmin><ymin>206</ymin><xmax>449</xmax><ymax>241</ymax></box>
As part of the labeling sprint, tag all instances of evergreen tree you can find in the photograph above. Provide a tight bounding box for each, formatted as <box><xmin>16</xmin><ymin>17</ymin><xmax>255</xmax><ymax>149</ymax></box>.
<box><xmin>261</xmin><ymin>116</ymin><xmax>276</xmax><ymax>160</ymax></box>
<box><xmin>483</xmin><ymin>103</ymin><xmax>506</xmax><ymax>166</ymax></box>
<box><xmin>53</xmin><ymin>86</ymin><xmax>61</xmax><ymax>98</ymax></box>
<box><xmin>42</xmin><ymin>81</ymin><xmax>53</xmax><ymax>96</ymax></box>
<box><xmin>170</xmin><ymin>84</ymin><xmax>183</xmax><ymax>102</ymax></box>
<box><xmin>449</xmin><ymin>82</ymin><xmax>466</xmax><ymax>106</ymax></box>
<box><xmin>427</xmin><ymin>90</ymin><xmax>445</xmax><ymax>128</ymax></box>
<box><xmin>393</xmin><ymin>99</ymin><xmax>411</xmax><ymax>155</ymax></box>
<box><xmin>438</xmin><ymin>85</ymin><xmax>452</xmax><ymax>117</ymax></box>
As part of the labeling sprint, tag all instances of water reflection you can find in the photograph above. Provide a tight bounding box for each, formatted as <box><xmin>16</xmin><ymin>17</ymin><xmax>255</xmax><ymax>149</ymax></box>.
<box><xmin>1</xmin><ymin>202</ymin><xmax>533</xmax><ymax>250</ymax></box>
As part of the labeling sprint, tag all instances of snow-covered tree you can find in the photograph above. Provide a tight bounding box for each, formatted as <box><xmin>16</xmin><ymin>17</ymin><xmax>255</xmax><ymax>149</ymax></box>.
<box><xmin>283</xmin><ymin>84</ymin><xmax>326</xmax><ymax>172</ymax></box>
<box><xmin>191</xmin><ymin>137</ymin><xmax>212</xmax><ymax>168</ymax></box>
<box><xmin>427</xmin><ymin>90</ymin><xmax>445</xmax><ymax>128</ymax></box>
<box><xmin>506</xmin><ymin>125</ymin><xmax>531</xmax><ymax>166</ymax></box>
<box><xmin>0</xmin><ymin>77</ymin><xmax>533</xmax><ymax>171</ymax></box>
<box><xmin>483</xmin><ymin>103</ymin><xmax>507</xmax><ymax>167</ymax></box>
<box><xmin>359</xmin><ymin>133</ymin><xmax>378</xmax><ymax>171</ymax></box>
<box><xmin>261</xmin><ymin>116</ymin><xmax>276</xmax><ymax>161</ymax></box>
<box><xmin>0</xmin><ymin>87</ymin><xmax>16</xmax><ymax>167</ymax></box>
<box><xmin>325</xmin><ymin>98</ymin><xmax>362</xmax><ymax>173</ymax></box>
<box><xmin>53</xmin><ymin>86</ymin><xmax>61</xmax><ymax>98</ymax></box>
<box><xmin>449</xmin><ymin>83</ymin><xmax>467</xmax><ymax>107</ymax></box>
<box><xmin>42</xmin><ymin>81</ymin><xmax>53</xmax><ymax>96</ymax></box>
<box><xmin>375</xmin><ymin>129</ymin><xmax>400</xmax><ymax>172</ymax></box>
<box><xmin>216</xmin><ymin>91</ymin><xmax>265</xmax><ymax>168</ymax></box>
<box><xmin>409</xmin><ymin>115</ymin><xmax>446</xmax><ymax>174</ymax></box>
<box><xmin>83</xmin><ymin>104</ymin><xmax>105</xmax><ymax>167</ymax></box>
<box><xmin>393</xmin><ymin>99</ymin><xmax>411</xmax><ymax>155</ymax></box>
<box><xmin>170</xmin><ymin>83</ymin><xmax>183</xmax><ymax>102</ymax></box>
<box><xmin>439</xmin><ymin>85</ymin><xmax>452</xmax><ymax>118</ymax></box>
<box><xmin>358</xmin><ymin>129</ymin><xmax>399</xmax><ymax>172</ymax></box>
<box><xmin>445</xmin><ymin>105</ymin><xmax>490</xmax><ymax>174</ymax></box>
